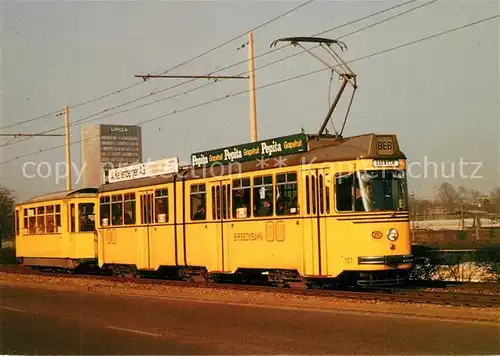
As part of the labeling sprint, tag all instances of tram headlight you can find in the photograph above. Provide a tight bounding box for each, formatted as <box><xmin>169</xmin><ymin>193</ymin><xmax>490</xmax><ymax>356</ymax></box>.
<box><xmin>387</xmin><ymin>228</ymin><xmax>399</xmax><ymax>241</ymax></box>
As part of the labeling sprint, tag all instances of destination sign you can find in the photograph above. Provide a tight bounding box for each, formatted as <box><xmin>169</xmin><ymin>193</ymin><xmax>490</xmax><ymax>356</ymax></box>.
<box><xmin>373</xmin><ymin>159</ymin><xmax>400</xmax><ymax>168</ymax></box>
<box><xmin>191</xmin><ymin>133</ymin><xmax>308</xmax><ymax>167</ymax></box>
<box><xmin>107</xmin><ymin>157</ymin><xmax>179</xmax><ymax>183</ymax></box>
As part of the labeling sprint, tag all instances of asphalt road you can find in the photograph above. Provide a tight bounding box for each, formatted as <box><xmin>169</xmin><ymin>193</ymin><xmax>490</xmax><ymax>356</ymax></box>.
<box><xmin>0</xmin><ymin>285</ymin><xmax>499</xmax><ymax>354</ymax></box>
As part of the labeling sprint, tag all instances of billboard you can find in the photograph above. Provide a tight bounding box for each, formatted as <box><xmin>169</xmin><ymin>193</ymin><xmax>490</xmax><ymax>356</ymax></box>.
<box><xmin>190</xmin><ymin>133</ymin><xmax>308</xmax><ymax>168</ymax></box>
<box><xmin>107</xmin><ymin>157</ymin><xmax>179</xmax><ymax>184</ymax></box>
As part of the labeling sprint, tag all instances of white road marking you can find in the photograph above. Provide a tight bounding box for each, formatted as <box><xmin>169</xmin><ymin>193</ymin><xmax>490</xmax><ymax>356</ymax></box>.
<box><xmin>0</xmin><ymin>306</ymin><xmax>28</xmax><ymax>313</ymax></box>
<box><xmin>106</xmin><ymin>325</ymin><xmax>162</xmax><ymax>337</ymax></box>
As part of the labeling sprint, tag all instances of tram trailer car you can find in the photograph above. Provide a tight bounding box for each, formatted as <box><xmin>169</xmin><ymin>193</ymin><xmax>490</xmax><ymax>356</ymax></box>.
<box><xmin>96</xmin><ymin>133</ymin><xmax>412</xmax><ymax>288</ymax></box>
<box><xmin>14</xmin><ymin>188</ymin><xmax>99</xmax><ymax>272</ymax></box>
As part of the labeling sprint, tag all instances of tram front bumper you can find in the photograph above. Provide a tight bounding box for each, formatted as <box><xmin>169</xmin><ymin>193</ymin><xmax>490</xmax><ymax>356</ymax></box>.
<box><xmin>358</xmin><ymin>254</ymin><xmax>413</xmax><ymax>267</ymax></box>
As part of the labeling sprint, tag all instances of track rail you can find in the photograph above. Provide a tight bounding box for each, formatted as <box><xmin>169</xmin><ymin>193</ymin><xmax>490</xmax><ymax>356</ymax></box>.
<box><xmin>0</xmin><ymin>265</ymin><xmax>498</xmax><ymax>308</ymax></box>
<box><xmin>407</xmin><ymin>279</ymin><xmax>500</xmax><ymax>292</ymax></box>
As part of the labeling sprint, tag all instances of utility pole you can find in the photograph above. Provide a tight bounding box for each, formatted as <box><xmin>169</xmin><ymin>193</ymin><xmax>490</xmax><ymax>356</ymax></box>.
<box><xmin>248</xmin><ymin>31</ymin><xmax>258</xmax><ymax>142</ymax></box>
<box><xmin>134</xmin><ymin>31</ymin><xmax>260</xmax><ymax>143</ymax></box>
<box><xmin>64</xmin><ymin>106</ymin><xmax>72</xmax><ymax>191</ymax></box>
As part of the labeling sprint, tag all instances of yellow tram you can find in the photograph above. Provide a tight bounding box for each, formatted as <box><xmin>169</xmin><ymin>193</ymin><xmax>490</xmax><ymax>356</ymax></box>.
<box><xmin>14</xmin><ymin>188</ymin><xmax>99</xmax><ymax>271</ymax></box>
<box><xmin>96</xmin><ymin>132</ymin><xmax>412</xmax><ymax>287</ymax></box>
<box><xmin>14</xmin><ymin>37</ymin><xmax>412</xmax><ymax>287</ymax></box>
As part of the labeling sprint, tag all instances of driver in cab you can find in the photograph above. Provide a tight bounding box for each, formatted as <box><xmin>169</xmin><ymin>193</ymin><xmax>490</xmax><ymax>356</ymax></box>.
<box><xmin>355</xmin><ymin>180</ymin><xmax>373</xmax><ymax>211</ymax></box>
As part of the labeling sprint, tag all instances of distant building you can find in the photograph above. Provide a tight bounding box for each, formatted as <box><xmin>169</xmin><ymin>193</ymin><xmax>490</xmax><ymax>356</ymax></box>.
<box><xmin>80</xmin><ymin>123</ymin><xmax>142</xmax><ymax>187</ymax></box>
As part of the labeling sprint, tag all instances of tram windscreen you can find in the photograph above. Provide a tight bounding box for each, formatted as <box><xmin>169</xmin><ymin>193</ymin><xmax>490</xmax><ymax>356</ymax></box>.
<box><xmin>355</xmin><ymin>170</ymin><xmax>408</xmax><ymax>212</ymax></box>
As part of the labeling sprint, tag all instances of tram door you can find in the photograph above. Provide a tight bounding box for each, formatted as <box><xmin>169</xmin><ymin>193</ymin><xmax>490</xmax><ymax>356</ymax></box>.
<box><xmin>208</xmin><ymin>180</ymin><xmax>231</xmax><ymax>272</ymax></box>
<box><xmin>301</xmin><ymin>168</ymin><xmax>331</xmax><ymax>276</ymax></box>
<box><xmin>139</xmin><ymin>190</ymin><xmax>154</xmax><ymax>269</ymax></box>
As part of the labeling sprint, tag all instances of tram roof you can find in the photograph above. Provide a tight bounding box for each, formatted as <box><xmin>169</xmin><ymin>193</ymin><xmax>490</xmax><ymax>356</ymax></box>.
<box><xmin>99</xmin><ymin>133</ymin><xmax>405</xmax><ymax>193</ymax></box>
<box><xmin>17</xmin><ymin>187</ymin><xmax>99</xmax><ymax>205</ymax></box>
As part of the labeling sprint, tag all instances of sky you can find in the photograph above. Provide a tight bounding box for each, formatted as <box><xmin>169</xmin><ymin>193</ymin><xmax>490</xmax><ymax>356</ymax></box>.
<box><xmin>0</xmin><ymin>0</ymin><xmax>499</xmax><ymax>202</ymax></box>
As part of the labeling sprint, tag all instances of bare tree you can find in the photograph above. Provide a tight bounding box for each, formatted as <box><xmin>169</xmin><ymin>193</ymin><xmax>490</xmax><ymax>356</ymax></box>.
<box><xmin>490</xmin><ymin>187</ymin><xmax>500</xmax><ymax>219</ymax></box>
<box><xmin>436</xmin><ymin>182</ymin><xmax>459</xmax><ymax>214</ymax></box>
<box><xmin>442</xmin><ymin>261</ymin><xmax>482</xmax><ymax>282</ymax></box>
<box><xmin>476</xmin><ymin>248</ymin><xmax>500</xmax><ymax>283</ymax></box>
<box><xmin>0</xmin><ymin>185</ymin><xmax>16</xmax><ymax>243</ymax></box>
<box><xmin>409</xmin><ymin>245</ymin><xmax>443</xmax><ymax>281</ymax></box>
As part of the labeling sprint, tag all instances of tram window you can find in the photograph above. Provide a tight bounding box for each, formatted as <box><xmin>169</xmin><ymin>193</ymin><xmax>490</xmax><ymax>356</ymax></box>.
<box><xmin>210</xmin><ymin>186</ymin><xmax>221</xmax><ymax>220</ymax></box>
<box><xmin>253</xmin><ymin>175</ymin><xmax>273</xmax><ymax>217</ymax></box>
<box><xmin>311</xmin><ymin>176</ymin><xmax>317</xmax><ymax>215</ymax></box>
<box><xmin>335</xmin><ymin>173</ymin><xmax>354</xmax><ymax>212</ymax></box>
<box><xmin>79</xmin><ymin>203</ymin><xmax>96</xmax><ymax>231</ymax></box>
<box><xmin>23</xmin><ymin>209</ymin><xmax>28</xmax><ymax>234</ymax></box>
<box><xmin>28</xmin><ymin>208</ymin><xmax>36</xmax><ymax>234</ymax></box>
<box><xmin>70</xmin><ymin>204</ymin><xmax>76</xmax><ymax>232</ymax></box>
<box><xmin>232</xmin><ymin>178</ymin><xmax>250</xmax><ymax>218</ymax></box>
<box><xmin>140</xmin><ymin>193</ymin><xmax>154</xmax><ymax>225</ymax></box>
<box><xmin>100</xmin><ymin>196</ymin><xmax>111</xmax><ymax>227</ymax></box>
<box><xmin>111</xmin><ymin>194</ymin><xmax>123</xmax><ymax>225</ymax></box>
<box><xmin>215</xmin><ymin>186</ymin><xmax>221</xmax><ymax>220</ymax></box>
<box><xmin>154</xmin><ymin>189</ymin><xmax>168</xmax><ymax>223</ymax></box>
<box><xmin>211</xmin><ymin>187</ymin><xmax>216</xmax><ymax>220</ymax></box>
<box><xmin>55</xmin><ymin>205</ymin><xmax>61</xmax><ymax>232</ymax></box>
<box><xmin>276</xmin><ymin>173</ymin><xmax>298</xmax><ymax>215</ymax></box>
<box><xmin>306</xmin><ymin>176</ymin><xmax>310</xmax><ymax>215</ymax></box>
<box><xmin>44</xmin><ymin>206</ymin><xmax>54</xmax><ymax>233</ymax></box>
<box><xmin>35</xmin><ymin>206</ymin><xmax>45</xmax><ymax>234</ymax></box>
<box><xmin>222</xmin><ymin>184</ymin><xmax>230</xmax><ymax>220</ymax></box>
<box><xmin>225</xmin><ymin>184</ymin><xmax>231</xmax><ymax>219</ymax></box>
<box><xmin>190</xmin><ymin>184</ymin><xmax>206</xmax><ymax>220</ymax></box>
<box><xmin>319</xmin><ymin>175</ymin><xmax>324</xmax><ymax>214</ymax></box>
<box><xmin>325</xmin><ymin>174</ymin><xmax>331</xmax><ymax>214</ymax></box>
<box><xmin>123</xmin><ymin>194</ymin><xmax>136</xmax><ymax>225</ymax></box>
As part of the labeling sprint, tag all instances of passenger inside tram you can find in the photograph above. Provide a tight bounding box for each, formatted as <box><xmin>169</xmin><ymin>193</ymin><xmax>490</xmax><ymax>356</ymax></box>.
<box><xmin>255</xmin><ymin>196</ymin><xmax>272</xmax><ymax>216</ymax></box>
<box><xmin>193</xmin><ymin>204</ymin><xmax>206</xmax><ymax>220</ymax></box>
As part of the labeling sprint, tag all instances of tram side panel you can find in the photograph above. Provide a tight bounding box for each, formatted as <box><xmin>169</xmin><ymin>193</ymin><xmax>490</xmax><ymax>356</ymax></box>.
<box><xmin>135</xmin><ymin>189</ymin><xmax>154</xmax><ymax>270</ymax></box>
<box><xmin>182</xmin><ymin>179</ymin><xmax>222</xmax><ymax>273</ymax></box>
<box><xmin>328</xmin><ymin>218</ymin><xmax>412</xmax><ymax>271</ymax></box>
<box><xmin>224</xmin><ymin>171</ymin><xmax>305</xmax><ymax>275</ymax></box>
<box><xmin>300</xmin><ymin>170</ymin><xmax>328</xmax><ymax>278</ymax></box>
<box><xmin>299</xmin><ymin>174</ymin><xmax>316</xmax><ymax>277</ymax></box>
<box><xmin>207</xmin><ymin>180</ymin><xmax>231</xmax><ymax>273</ymax></box>
<box><xmin>14</xmin><ymin>207</ymin><xmax>21</xmax><ymax>259</ymax></box>
<box><xmin>66</xmin><ymin>199</ymin><xmax>98</xmax><ymax>263</ymax></box>
<box><xmin>98</xmin><ymin>186</ymin><xmax>180</xmax><ymax>272</ymax></box>
<box><xmin>146</xmin><ymin>184</ymin><xmax>178</xmax><ymax>270</ymax></box>
<box><xmin>16</xmin><ymin>198</ymin><xmax>98</xmax><ymax>269</ymax></box>
<box><xmin>17</xmin><ymin>202</ymin><xmax>67</xmax><ymax>266</ymax></box>
<box><xmin>174</xmin><ymin>180</ymin><xmax>186</xmax><ymax>267</ymax></box>
<box><xmin>324</xmin><ymin>164</ymin><xmax>413</xmax><ymax>282</ymax></box>
<box><xmin>98</xmin><ymin>193</ymin><xmax>146</xmax><ymax>271</ymax></box>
